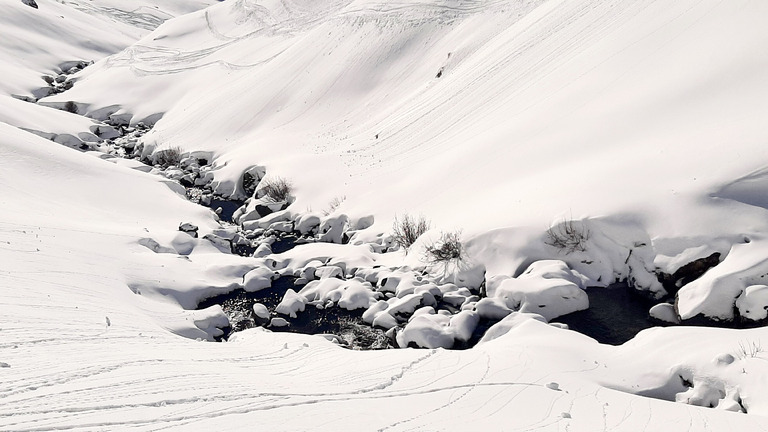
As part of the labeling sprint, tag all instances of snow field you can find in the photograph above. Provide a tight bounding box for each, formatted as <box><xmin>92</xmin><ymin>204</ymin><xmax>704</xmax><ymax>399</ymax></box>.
<box><xmin>3</xmin><ymin>0</ymin><xmax>768</xmax><ymax>429</ymax></box>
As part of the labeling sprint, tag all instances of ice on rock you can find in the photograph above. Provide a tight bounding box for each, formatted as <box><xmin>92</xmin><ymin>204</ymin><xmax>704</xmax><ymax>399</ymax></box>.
<box><xmin>736</xmin><ymin>285</ymin><xmax>768</xmax><ymax>321</ymax></box>
<box><xmin>243</xmin><ymin>267</ymin><xmax>278</xmax><ymax>292</ymax></box>
<box><xmin>275</xmin><ymin>289</ymin><xmax>307</xmax><ymax>318</ymax></box>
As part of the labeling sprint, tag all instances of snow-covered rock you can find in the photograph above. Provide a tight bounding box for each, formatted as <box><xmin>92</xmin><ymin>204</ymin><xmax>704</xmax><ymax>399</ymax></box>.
<box><xmin>275</xmin><ymin>289</ymin><xmax>307</xmax><ymax>318</ymax></box>
<box><xmin>493</xmin><ymin>260</ymin><xmax>588</xmax><ymax>321</ymax></box>
<box><xmin>736</xmin><ymin>285</ymin><xmax>768</xmax><ymax>321</ymax></box>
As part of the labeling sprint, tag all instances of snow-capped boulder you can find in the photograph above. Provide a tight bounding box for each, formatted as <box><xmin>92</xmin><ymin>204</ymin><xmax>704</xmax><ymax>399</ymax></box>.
<box><xmin>493</xmin><ymin>260</ymin><xmax>588</xmax><ymax>321</ymax></box>
<box><xmin>449</xmin><ymin>310</ymin><xmax>479</xmax><ymax>342</ymax></box>
<box><xmin>649</xmin><ymin>303</ymin><xmax>680</xmax><ymax>324</ymax></box>
<box><xmin>252</xmin><ymin>303</ymin><xmax>270</xmax><ymax>320</ymax></box>
<box><xmin>243</xmin><ymin>267</ymin><xmax>278</xmax><ymax>292</ymax></box>
<box><xmin>736</xmin><ymin>285</ymin><xmax>768</xmax><ymax>321</ymax></box>
<box><xmin>475</xmin><ymin>297</ymin><xmax>513</xmax><ymax>320</ymax></box>
<box><xmin>275</xmin><ymin>289</ymin><xmax>307</xmax><ymax>318</ymax></box>
<box><xmin>396</xmin><ymin>314</ymin><xmax>454</xmax><ymax>349</ymax></box>
<box><xmin>299</xmin><ymin>278</ymin><xmax>346</xmax><ymax>306</ymax></box>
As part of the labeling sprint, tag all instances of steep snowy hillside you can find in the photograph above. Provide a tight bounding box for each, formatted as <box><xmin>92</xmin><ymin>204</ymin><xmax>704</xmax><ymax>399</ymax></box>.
<box><xmin>53</xmin><ymin>0</ymin><xmax>768</xmax><ymax>319</ymax></box>
<box><xmin>61</xmin><ymin>0</ymin><xmax>768</xmax><ymax>231</ymax></box>
<box><xmin>4</xmin><ymin>0</ymin><xmax>768</xmax><ymax>430</ymax></box>
<box><xmin>0</xmin><ymin>0</ymin><xmax>215</xmax><ymax>96</ymax></box>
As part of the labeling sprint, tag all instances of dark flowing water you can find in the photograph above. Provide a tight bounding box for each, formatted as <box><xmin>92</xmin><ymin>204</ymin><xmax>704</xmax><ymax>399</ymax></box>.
<box><xmin>197</xmin><ymin>277</ymin><xmax>390</xmax><ymax>349</ymax></box>
<box><xmin>555</xmin><ymin>283</ymin><xmax>659</xmax><ymax>345</ymax></box>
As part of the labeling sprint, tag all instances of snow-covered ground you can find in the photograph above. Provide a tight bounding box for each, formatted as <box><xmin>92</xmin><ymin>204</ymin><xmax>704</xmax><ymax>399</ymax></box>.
<box><xmin>3</xmin><ymin>0</ymin><xmax>768</xmax><ymax>429</ymax></box>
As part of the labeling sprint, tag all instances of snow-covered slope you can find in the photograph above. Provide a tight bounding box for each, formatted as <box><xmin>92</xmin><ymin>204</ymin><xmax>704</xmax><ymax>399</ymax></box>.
<box><xmin>60</xmin><ymin>0</ymin><xmax>768</xmax><ymax>231</ymax></box>
<box><xmin>4</xmin><ymin>0</ymin><xmax>768</xmax><ymax>429</ymax></box>
<box><xmin>2</xmin><ymin>130</ymin><xmax>767</xmax><ymax>428</ymax></box>
<box><xmin>0</xmin><ymin>0</ymin><xmax>215</xmax><ymax>96</ymax></box>
<box><xmin>49</xmin><ymin>0</ymin><xmax>768</xmax><ymax>320</ymax></box>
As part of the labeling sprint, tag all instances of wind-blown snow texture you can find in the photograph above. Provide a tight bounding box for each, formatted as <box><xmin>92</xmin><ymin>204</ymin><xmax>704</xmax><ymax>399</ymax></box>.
<box><xmin>3</xmin><ymin>0</ymin><xmax>768</xmax><ymax>430</ymax></box>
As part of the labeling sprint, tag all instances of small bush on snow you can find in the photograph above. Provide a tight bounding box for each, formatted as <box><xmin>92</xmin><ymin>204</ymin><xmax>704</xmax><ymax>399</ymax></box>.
<box><xmin>259</xmin><ymin>177</ymin><xmax>293</xmax><ymax>203</ymax></box>
<box><xmin>425</xmin><ymin>230</ymin><xmax>463</xmax><ymax>263</ymax></box>
<box><xmin>154</xmin><ymin>146</ymin><xmax>183</xmax><ymax>168</ymax></box>
<box><xmin>322</xmin><ymin>195</ymin><xmax>346</xmax><ymax>216</ymax></box>
<box><xmin>545</xmin><ymin>219</ymin><xmax>590</xmax><ymax>254</ymax></box>
<box><xmin>735</xmin><ymin>340</ymin><xmax>763</xmax><ymax>360</ymax></box>
<box><xmin>392</xmin><ymin>214</ymin><xmax>430</xmax><ymax>253</ymax></box>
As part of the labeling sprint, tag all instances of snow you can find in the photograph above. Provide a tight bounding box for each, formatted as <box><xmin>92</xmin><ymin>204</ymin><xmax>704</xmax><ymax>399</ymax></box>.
<box><xmin>275</xmin><ymin>288</ymin><xmax>307</xmax><ymax>318</ymax></box>
<box><xmin>736</xmin><ymin>285</ymin><xmax>768</xmax><ymax>322</ymax></box>
<box><xmin>490</xmin><ymin>260</ymin><xmax>589</xmax><ymax>321</ymax></box>
<box><xmin>4</xmin><ymin>0</ymin><xmax>768</xmax><ymax>429</ymax></box>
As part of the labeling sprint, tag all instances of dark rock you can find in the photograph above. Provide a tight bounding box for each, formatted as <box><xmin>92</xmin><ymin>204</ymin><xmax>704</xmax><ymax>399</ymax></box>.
<box><xmin>178</xmin><ymin>222</ymin><xmax>198</xmax><ymax>238</ymax></box>
<box><xmin>179</xmin><ymin>174</ymin><xmax>196</xmax><ymax>188</ymax></box>
<box><xmin>21</xmin><ymin>0</ymin><xmax>38</xmax><ymax>8</ymax></box>
<box><xmin>659</xmin><ymin>252</ymin><xmax>721</xmax><ymax>295</ymax></box>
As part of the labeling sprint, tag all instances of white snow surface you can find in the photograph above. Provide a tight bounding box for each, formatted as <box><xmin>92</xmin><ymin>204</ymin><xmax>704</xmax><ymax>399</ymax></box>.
<box><xmin>46</xmin><ymin>0</ymin><xmax>768</xmax><ymax>318</ymax></box>
<box><xmin>4</xmin><ymin>0</ymin><xmax>768</xmax><ymax>429</ymax></box>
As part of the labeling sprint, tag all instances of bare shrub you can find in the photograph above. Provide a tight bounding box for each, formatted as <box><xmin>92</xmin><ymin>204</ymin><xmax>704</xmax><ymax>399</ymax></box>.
<box><xmin>259</xmin><ymin>177</ymin><xmax>293</xmax><ymax>203</ymax></box>
<box><xmin>735</xmin><ymin>340</ymin><xmax>764</xmax><ymax>360</ymax></box>
<box><xmin>545</xmin><ymin>219</ymin><xmax>590</xmax><ymax>254</ymax></box>
<box><xmin>154</xmin><ymin>146</ymin><xmax>182</xmax><ymax>168</ymax></box>
<box><xmin>392</xmin><ymin>214</ymin><xmax>430</xmax><ymax>253</ymax></box>
<box><xmin>322</xmin><ymin>195</ymin><xmax>346</xmax><ymax>216</ymax></box>
<box><xmin>425</xmin><ymin>230</ymin><xmax>463</xmax><ymax>263</ymax></box>
<box><xmin>63</xmin><ymin>101</ymin><xmax>78</xmax><ymax>114</ymax></box>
